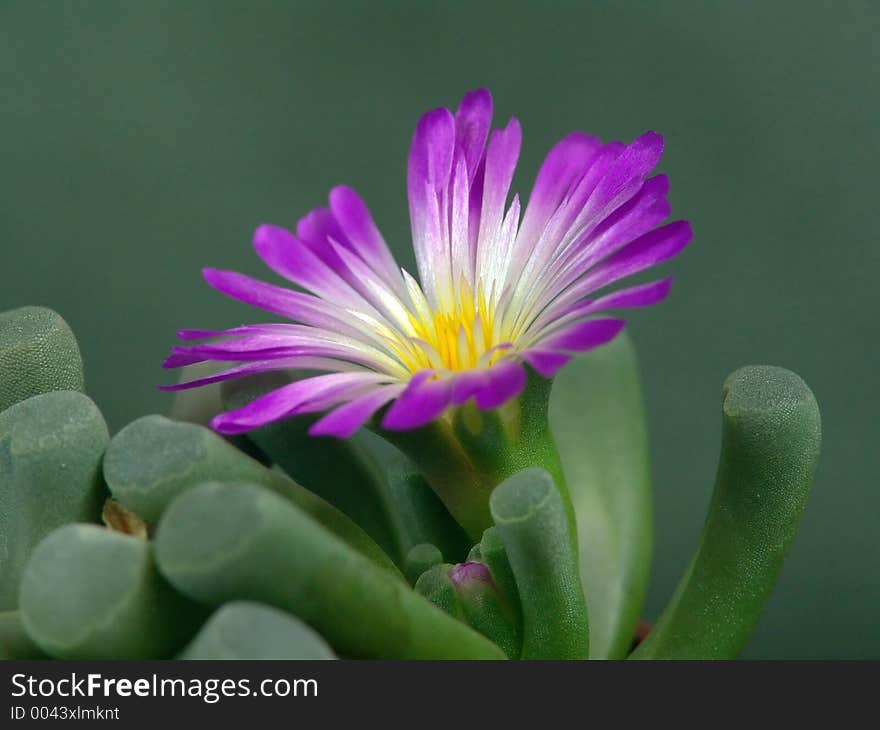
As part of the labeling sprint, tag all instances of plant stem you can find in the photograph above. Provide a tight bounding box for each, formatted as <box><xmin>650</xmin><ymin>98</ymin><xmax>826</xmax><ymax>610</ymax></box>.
<box><xmin>376</xmin><ymin>373</ymin><xmax>575</xmax><ymax>546</ymax></box>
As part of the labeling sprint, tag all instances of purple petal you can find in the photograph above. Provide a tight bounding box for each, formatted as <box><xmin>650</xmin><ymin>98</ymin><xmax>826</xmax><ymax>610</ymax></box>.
<box><xmin>176</xmin><ymin>323</ymin><xmax>320</xmax><ymax>342</ymax></box>
<box><xmin>576</xmin><ymin>278</ymin><xmax>672</xmax><ymax>315</ymax></box>
<box><xmin>517</xmin><ymin>132</ymin><xmax>603</xmax><ymax>248</ymax></box>
<box><xmin>528</xmin><ymin>278</ymin><xmax>672</xmax><ymax>337</ymax></box>
<box><xmin>550</xmin><ymin>174</ymin><xmax>671</xmax><ymax>286</ymax></box>
<box><xmin>308</xmin><ymin>384</ymin><xmax>405</xmax><ymax>438</ymax></box>
<box><xmin>203</xmin><ymin>268</ymin><xmax>309</xmax><ymax>319</ymax></box>
<box><xmin>454</xmin><ymin>88</ymin><xmax>493</xmax><ymax>181</ymax></box>
<box><xmin>211</xmin><ymin>372</ymin><xmax>388</xmax><ymax>435</ymax></box>
<box><xmin>520</xmin><ymin>350</ymin><xmax>571</xmax><ymax>378</ymax></box>
<box><xmin>537</xmin><ymin>318</ymin><xmax>626</xmax><ymax>353</ymax></box>
<box><xmin>540</xmin><ymin>141</ymin><xmax>627</xmax><ymax>247</ymax></box>
<box><xmin>295</xmin><ymin>206</ymin><xmax>354</xmax><ymax>275</ymax></box>
<box><xmin>451</xmin><ymin>370</ymin><xmax>488</xmax><ymax>406</ymax></box>
<box><xmin>408</xmin><ymin>107</ymin><xmax>456</xmax><ymax>223</ymax></box>
<box><xmin>176</xmin><ymin>328</ymin><xmax>225</xmax><ymax>341</ymax></box>
<box><xmin>381</xmin><ymin>372</ymin><xmax>452</xmax><ymax>431</ymax></box>
<box><xmin>296</xmin><ymin>206</ymin><xmax>347</xmax><ymax>248</ymax></box>
<box><xmin>163</xmin><ymin>344</ymin><xmax>293</xmax><ymax>369</ymax></box>
<box><xmin>476</xmin><ymin>118</ymin><xmax>521</xmax><ymax>269</ymax></box>
<box><xmin>448</xmin><ymin>152</ymin><xmax>473</xmax><ymax>285</ymax></box>
<box><xmin>474</xmin><ymin>360</ymin><xmax>527</xmax><ymax>410</ymax></box>
<box><xmin>201</xmin><ymin>269</ymin><xmax>366</xmax><ymax>340</ymax></box>
<box><xmin>407</xmin><ymin>107</ymin><xmax>456</xmax><ymax>291</ymax></box>
<box><xmin>253</xmin><ymin>224</ymin><xmax>367</xmax><ymax>309</ymax></box>
<box><xmin>328</xmin><ymin>185</ymin><xmax>403</xmax><ymax>292</ymax></box>
<box><xmin>506</xmin><ymin>141</ymin><xmax>624</xmax><ymax>302</ymax></box>
<box><xmin>575</xmin><ymin>220</ymin><xmax>692</xmax><ymax>297</ymax></box>
<box><xmin>449</xmin><ymin>562</ymin><xmax>493</xmax><ymax>586</ymax></box>
<box><xmin>159</xmin><ymin>356</ymin><xmax>348</xmax><ymax>391</ymax></box>
<box><xmin>584</xmin><ymin>174</ymin><xmax>671</xmax><ymax>262</ymax></box>
<box><xmin>576</xmin><ymin>131</ymin><xmax>664</xmax><ymax>230</ymax></box>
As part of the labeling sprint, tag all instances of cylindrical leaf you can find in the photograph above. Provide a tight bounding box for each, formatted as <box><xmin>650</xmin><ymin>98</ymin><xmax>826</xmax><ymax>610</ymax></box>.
<box><xmin>155</xmin><ymin>481</ymin><xmax>505</xmax><ymax>660</ymax></box>
<box><xmin>448</xmin><ymin>562</ymin><xmax>520</xmax><ymax>659</ymax></box>
<box><xmin>490</xmin><ymin>468</ymin><xmax>588</xmax><ymax>659</ymax></box>
<box><xmin>632</xmin><ymin>366</ymin><xmax>821</xmax><ymax>660</ymax></box>
<box><xmin>384</xmin><ymin>456</ymin><xmax>471</xmax><ymax>563</ymax></box>
<box><xmin>222</xmin><ymin>373</ymin><xmax>401</xmax><ymax>561</ymax></box>
<box><xmin>413</xmin><ymin>564</ymin><xmax>463</xmax><ymax>619</ymax></box>
<box><xmin>103</xmin><ymin>415</ymin><xmax>399</xmax><ymax>576</ymax></box>
<box><xmin>479</xmin><ymin>527</ymin><xmax>521</xmax><ymax>626</ymax></box>
<box><xmin>0</xmin><ymin>306</ymin><xmax>84</xmax><ymax>413</ymax></box>
<box><xmin>0</xmin><ymin>611</ymin><xmax>46</xmax><ymax>659</ymax></box>
<box><xmin>550</xmin><ymin>331</ymin><xmax>652</xmax><ymax>659</ymax></box>
<box><xmin>0</xmin><ymin>390</ymin><xmax>108</xmax><ymax>610</ymax></box>
<box><xmin>405</xmin><ymin>543</ymin><xmax>443</xmax><ymax>585</ymax></box>
<box><xmin>19</xmin><ymin>525</ymin><xmax>204</xmax><ymax>659</ymax></box>
<box><xmin>179</xmin><ymin>602</ymin><xmax>335</xmax><ymax>660</ymax></box>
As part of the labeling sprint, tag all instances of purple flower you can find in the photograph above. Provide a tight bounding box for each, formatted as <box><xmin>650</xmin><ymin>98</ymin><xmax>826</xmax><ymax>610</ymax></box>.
<box><xmin>163</xmin><ymin>89</ymin><xmax>691</xmax><ymax>438</ymax></box>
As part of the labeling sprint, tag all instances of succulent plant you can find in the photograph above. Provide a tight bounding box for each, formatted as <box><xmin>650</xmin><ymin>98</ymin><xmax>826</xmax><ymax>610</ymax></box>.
<box><xmin>0</xmin><ymin>304</ymin><xmax>820</xmax><ymax>660</ymax></box>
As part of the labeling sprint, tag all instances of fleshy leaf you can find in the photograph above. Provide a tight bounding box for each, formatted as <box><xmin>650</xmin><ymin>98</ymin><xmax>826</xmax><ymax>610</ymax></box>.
<box><xmin>0</xmin><ymin>391</ymin><xmax>108</xmax><ymax>610</ymax></box>
<box><xmin>102</xmin><ymin>415</ymin><xmax>400</xmax><ymax>578</ymax></box>
<box><xmin>179</xmin><ymin>602</ymin><xmax>335</xmax><ymax>660</ymax></box>
<box><xmin>0</xmin><ymin>306</ymin><xmax>84</xmax><ymax>413</ymax></box>
<box><xmin>631</xmin><ymin>366</ymin><xmax>820</xmax><ymax>659</ymax></box>
<box><xmin>549</xmin><ymin>331</ymin><xmax>652</xmax><ymax>659</ymax></box>
<box><xmin>19</xmin><ymin>525</ymin><xmax>204</xmax><ymax>659</ymax></box>
<box><xmin>155</xmin><ymin>481</ymin><xmax>505</xmax><ymax>660</ymax></box>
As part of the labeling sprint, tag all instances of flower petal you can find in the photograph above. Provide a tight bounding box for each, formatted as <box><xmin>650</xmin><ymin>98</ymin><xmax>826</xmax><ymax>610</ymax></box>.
<box><xmin>454</xmin><ymin>88</ymin><xmax>493</xmax><ymax>181</ymax></box>
<box><xmin>309</xmin><ymin>384</ymin><xmax>406</xmax><ymax>438</ymax></box>
<box><xmin>253</xmin><ymin>224</ymin><xmax>370</xmax><ymax>310</ymax></box>
<box><xmin>328</xmin><ymin>185</ymin><xmax>404</xmax><ymax>294</ymax></box>
<box><xmin>408</xmin><ymin>107</ymin><xmax>456</xmax><ymax>297</ymax></box>
<box><xmin>575</xmin><ymin>131</ymin><xmax>664</xmax><ymax>233</ymax></box>
<box><xmin>476</xmin><ymin>118</ymin><xmax>522</xmax><ymax>276</ymax></box>
<box><xmin>474</xmin><ymin>360</ymin><xmax>527</xmax><ymax>410</ymax></box>
<box><xmin>159</xmin><ymin>356</ymin><xmax>353</xmax><ymax>391</ymax></box>
<box><xmin>571</xmin><ymin>220</ymin><xmax>692</xmax><ymax>299</ymax></box>
<box><xmin>211</xmin><ymin>372</ymin><xmax>390</xmax><ymax>435</ymax></box>
<box><xmin>572</xmin><ymin>278</ymin><xmax>672</xmax><ymax>316</ymax></box>
<box><xmin>517</xmin><ymin>131</ymin><xmax>603</xmax><ymax>249</ymax></box>
<box><xmin>536</xmin><ymin>317</ymin><xmax>626</xmax><ymax>353</ymax></box>
<box><xmin>525</xmin><ymin>278</ymin><xmax>672</xmax><ymax>340</ymax></box>
<box><xmin>202</xmin><ymin>268</ymin><xmax>367</xmax><ymax>340</ymax></box>
<box><xmin>520</xmin><ymin>350</ymin><xmax>572</xmax><ymax>378</ymax></box>
<box><xmin>381</xmin><ymin>372</ymin><xmax>453</xmax><ymax>431</ymax></box>
<box><xmin>450</xmin><ymin>369</ymin><xmax>488</xmax><ymax>406</ymax></box>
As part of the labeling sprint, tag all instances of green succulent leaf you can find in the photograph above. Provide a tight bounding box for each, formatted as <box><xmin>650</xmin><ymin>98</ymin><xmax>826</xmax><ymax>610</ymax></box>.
<box><xmin>103</xmin><ymin>415</ymin><xmax>400</xmax><ymax>578</ymax></box>
<box><xmin>490</xmin><ymin>468</ymin><xmax>588</xmax><ymax>660</ymax></box>
<box><xmin>179</xmin><ymin>602</ymin><xmax>336</xmax><ymax>660</ymax></box>
<box><xmin>19</xmin><ymin>524</ymin><xmax>205</xmax><ymax>659</ymax></box>
<box><xmin>155</xmin><ymin>481</ymin><xmax>506</xmax><ymax>660</ymax></box>
<box><xmin>549</xmin><ymin>331</ymin><xmax>652</xmax><ymax>659</ymax></box>
<box><xmin>382</xmin><ymin>455</ymin><xmax>472</xmax><ymax>563</ymax></box>
<box><xmin>404</xmin><ymin>543</ymin><xmax>444</xmax><ymax>585</ymax></box>
<box><xmin>631</xmin><ymin>365</ymin><xmax>821</xmax><ymax>660</ymax></box>
<box><xmin>222</xmin><ymin>373</ymin><xmax>403</xmax><ymax>561</ymax></box>
<box><xmin>0</xmin><ymin>390</ymin><xmax>108</xmax><ymax>610</ymax></box>
<box><xmin>0</xmin><ymin>306</ymin><xmax>84</xmax><ymax>414</ymax></box>
<box><xmin>0</xmin><ymin>611</ymin><xmax>47</xmax><ymax>659</ymax></box>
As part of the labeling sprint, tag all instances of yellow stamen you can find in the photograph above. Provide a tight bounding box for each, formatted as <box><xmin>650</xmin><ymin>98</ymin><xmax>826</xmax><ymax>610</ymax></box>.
<box><xmin>398</xmin><ymin>285</ymin><xmax>506</xmax><ymax>375</ymax></box>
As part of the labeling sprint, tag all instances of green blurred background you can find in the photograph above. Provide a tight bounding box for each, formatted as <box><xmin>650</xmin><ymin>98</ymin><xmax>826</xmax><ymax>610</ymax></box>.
<box><xmin>1</xmin><ymin>2</ymin><xmax>876</xmax><ymax>657</ymax></box>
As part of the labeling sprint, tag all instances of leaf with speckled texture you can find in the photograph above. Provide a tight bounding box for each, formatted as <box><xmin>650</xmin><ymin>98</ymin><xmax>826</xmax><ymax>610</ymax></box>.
<box><xmin>0</xmin><ymin>390</ymin><xmax>108</xmax><ymax>610</ymax></box>
<box><xmin>632</xmin><ymin>365</ymin><xmax>821</xmax><ymax>659</ymax></box>
<box><xmin>0</xmin><ymin>307</ymin><xmax>84</xmax><ymax>414</ymax></box>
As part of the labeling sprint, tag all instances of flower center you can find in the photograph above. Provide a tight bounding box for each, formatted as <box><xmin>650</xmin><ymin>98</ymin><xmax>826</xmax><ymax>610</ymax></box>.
<box><xmin>394</xmin><ymin>282</ymin><xmax>508</xmax><ymax>375</ymax></box>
